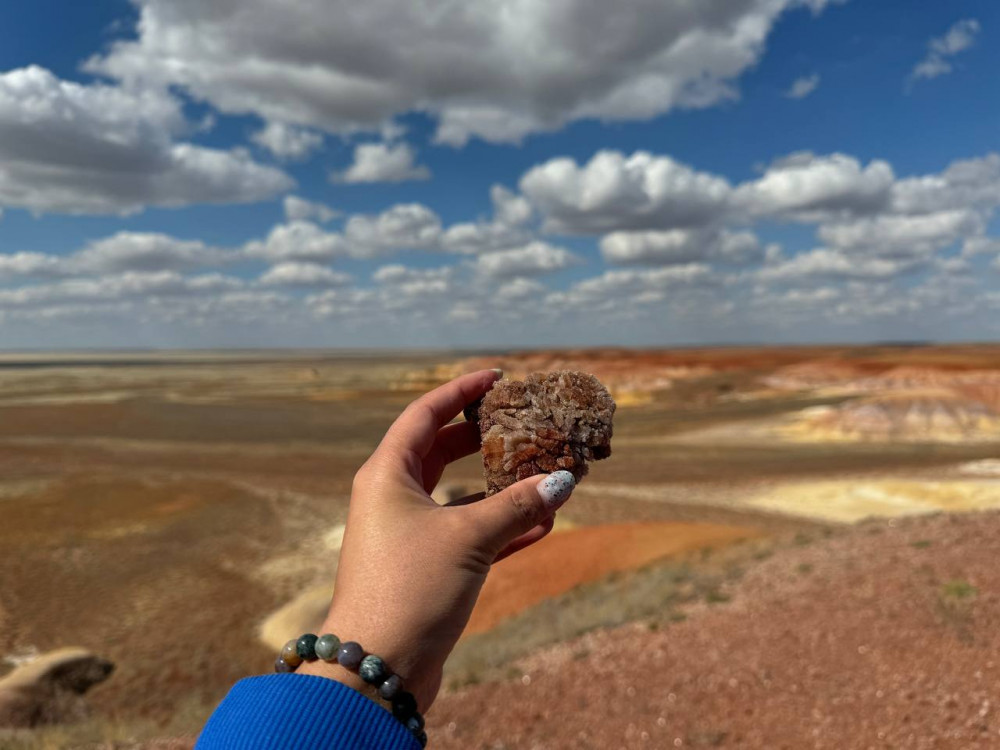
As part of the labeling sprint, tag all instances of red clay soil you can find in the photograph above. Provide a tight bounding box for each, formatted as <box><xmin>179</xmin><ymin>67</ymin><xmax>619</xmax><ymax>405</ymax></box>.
<box><xmin>430</xmin><ymin>511</ymin><xmax>1000</xmax><ymax>749</ymax></box>
<box><xmin>466</xmin><ymin>522</ymin><xmax>757</xmax><ymax>635</ymax></box>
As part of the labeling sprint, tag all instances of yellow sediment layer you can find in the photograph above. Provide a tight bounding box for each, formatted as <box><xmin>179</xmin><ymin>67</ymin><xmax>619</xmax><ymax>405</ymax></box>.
<box><xmin>259</xmin><ymin>586</ymin><xmax>334</xmax><ymax>651</ymax></box>
<box><xmin>610</xmin><ymin>389</ymin><xmax>654</xmax><ymax>407</ymax></box>
<box><xmin>747</xmin><ymin>479</ymin><xmax>1000</xmax><ymax>523</ymax></box>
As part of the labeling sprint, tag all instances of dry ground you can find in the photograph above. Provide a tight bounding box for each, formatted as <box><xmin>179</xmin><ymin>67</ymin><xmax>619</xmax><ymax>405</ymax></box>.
<box><xmin>3</xmin><ymin>346</ymin><xmax>1000</xmax><ymax>748</ymax></box>
<box><xmin>466</xmin><ymin>521</ymin><xmax>758</xmax><ymax>635</ymax></box>
<box><xmin>430</xmin><ymin>510</ymin><xmax>1000</xmax><ymax>749</ymax></box>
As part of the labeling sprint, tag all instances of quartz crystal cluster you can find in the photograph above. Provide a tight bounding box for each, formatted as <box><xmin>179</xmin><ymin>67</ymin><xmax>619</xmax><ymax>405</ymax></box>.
<box><xmin>470</xmin><ymin>371</ymin><xmax>615</xmax><ymax>496</ymax></box>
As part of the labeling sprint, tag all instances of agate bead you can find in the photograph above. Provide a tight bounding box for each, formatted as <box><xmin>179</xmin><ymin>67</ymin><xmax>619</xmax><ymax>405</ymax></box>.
<box><xmin>378</xmin><ymin>674</ymin><xmax>403</xmax><ymax>700</ymax></box>
<box><xmin>280</xmin><ymin>639</ymin><xmax>302</xmax><ymax>668</ymax></box>
<box><xmin>296</xmin><ymin>633</ymin><xmax>319</xmax><ymax>661</ymax></box>
<box><xmin>337</xmin><ymin>641</ymin><xmax>364</xmax><ymax>670</ymax></box>
<box><xmin>359</xmin><ymin>655</ymin><xmax>388</xmax><ymax>685</ymax></box>
<box><xmin>314</xmin><ymin>634</ymin><xmax>341</xmax><ymax>661</ymax></box>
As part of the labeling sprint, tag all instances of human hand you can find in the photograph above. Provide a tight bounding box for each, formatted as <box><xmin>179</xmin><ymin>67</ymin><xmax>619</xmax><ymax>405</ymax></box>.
<box><xmin>297</xmin><ymin>369</ymin><xmax>576</xmax><ymax>711</ymax></box>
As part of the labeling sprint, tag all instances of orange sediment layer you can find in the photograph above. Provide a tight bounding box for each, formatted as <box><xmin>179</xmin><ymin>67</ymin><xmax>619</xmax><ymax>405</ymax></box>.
<box><xmin>464</xmin><ymin>521</ymin><xmax>756</xmax><ymax>635</ymax></box>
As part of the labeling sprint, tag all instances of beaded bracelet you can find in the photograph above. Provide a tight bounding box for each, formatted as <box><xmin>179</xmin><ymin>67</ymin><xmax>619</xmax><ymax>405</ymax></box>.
<box><xmin>275</xmin><ymin>632</ymin><xmax>427</xmax><ymax>748</ymax></box>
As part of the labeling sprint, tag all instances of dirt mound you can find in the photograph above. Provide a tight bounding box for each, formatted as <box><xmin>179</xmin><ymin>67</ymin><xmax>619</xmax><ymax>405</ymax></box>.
<box><xmin>430</xmin><ymin>511</ymin><xmax>1000</xmax><ymax>749</ymax></box>
<box><xmin>0</xmin><ymin>648</ymin><xmax>114</xmax><ymax>728</ymax></box>
<box><xmin>956</xmin><ymin>383</ymin><xmax>1000</xmax><ymax>410</ymax></box>
<box><xmin>789</xmin><ymin>389</ymin><xmax>1000</xmax><ymax>442</ymax></box>
<box><xmin>443</xmin><ymin>351</ymin><xmax>714</xmax><ymax>403</ymax></box>
<box><xmin>765</xmin><ymin>363</ymin><xmax>1000</xmax><ymax>397</ymax></box>
<box><xmin>959</xmin><ymin>459</ymin><xmax>1000</xmax><ymax>477</ymax></box>
<box><xmin>763</xmin><ymin>360</ymin><xmax>872</xmax><ymax>390</ymax></box>
<box><xmin>467</xmin><ymin>522</ymin><xmax>756</xmax><ymax>635</ymax></box>
<box><xmin>853</xmin><ymin>367</ymin><xmax>1000</xmax><ymax>393</ymax></box>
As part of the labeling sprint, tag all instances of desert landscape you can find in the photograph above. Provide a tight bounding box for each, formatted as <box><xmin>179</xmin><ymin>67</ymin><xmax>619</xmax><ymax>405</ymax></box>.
<box><xmin>4</xmin><ymin>345</ymin><xmax>1000</xmax><ymax>748</ymax></box>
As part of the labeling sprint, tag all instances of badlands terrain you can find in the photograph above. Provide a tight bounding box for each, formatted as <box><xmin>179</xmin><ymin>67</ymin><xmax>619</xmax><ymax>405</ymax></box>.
<box><xmin>3</xmin><ymin>346</ymin><xmax>1000</xmax><ymax>748</ymax></box>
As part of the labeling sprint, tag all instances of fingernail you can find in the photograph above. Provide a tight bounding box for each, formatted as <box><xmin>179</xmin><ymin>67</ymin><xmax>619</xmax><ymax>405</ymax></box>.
<box><xmin>490</xmin><ymin>368</ymin><xmax>503</xmax><ymax>380</ymax></box>
<box><xmin>538</xmin><ymin>470</ymin><xmax>575</xmax><ymax>510</ymax></box>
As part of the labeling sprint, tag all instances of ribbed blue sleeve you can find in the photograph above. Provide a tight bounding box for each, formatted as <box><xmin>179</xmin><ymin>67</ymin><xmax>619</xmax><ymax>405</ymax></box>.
<box><xmin>195</xmin><ymin>674</ymin><xmax>422</xmax><ymax>750</ymax></box>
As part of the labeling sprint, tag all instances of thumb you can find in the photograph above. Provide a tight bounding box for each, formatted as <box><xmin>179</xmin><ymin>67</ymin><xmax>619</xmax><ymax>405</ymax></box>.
<box><xmin>465</xmin><ymin>470</ymin><xmax>576</xmax><ymax>556</ymax></box>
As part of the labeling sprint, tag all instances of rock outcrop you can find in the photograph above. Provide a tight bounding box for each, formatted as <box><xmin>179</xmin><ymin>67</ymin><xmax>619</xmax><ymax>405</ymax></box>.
<box><xmin>0</xmin><ymin>648</ymin><xmax>114</xmax><ymax>727</ymax></box>
<box><xmin>792</xmin><ymin>389</ymin><xmax>1000</xmax><ymax>442</ymax></box>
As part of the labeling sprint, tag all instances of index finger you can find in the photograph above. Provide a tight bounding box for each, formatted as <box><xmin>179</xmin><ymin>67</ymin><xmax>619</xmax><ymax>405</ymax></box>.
<box><xmin>378</xmin><ymin>369</ymin><xmax>501</xmax><ymax>462</ymax></box>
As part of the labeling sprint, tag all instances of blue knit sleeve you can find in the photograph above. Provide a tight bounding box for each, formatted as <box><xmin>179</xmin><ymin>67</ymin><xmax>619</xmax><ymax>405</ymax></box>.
<box><xmin>195</xmin><ymin>674</ymin><xmax>422</xmax><ymax>749</ymax></box>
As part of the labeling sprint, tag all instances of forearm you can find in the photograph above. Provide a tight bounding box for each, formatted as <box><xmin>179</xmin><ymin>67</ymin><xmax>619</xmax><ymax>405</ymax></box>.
<box><xmin>195</xmin><ymin>674</ymin><xmax>421</xmax><ymax>750</ymax></box>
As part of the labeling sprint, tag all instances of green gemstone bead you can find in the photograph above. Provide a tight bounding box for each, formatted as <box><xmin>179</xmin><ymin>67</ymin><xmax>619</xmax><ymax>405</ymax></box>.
<box><xmin>296</xmin><ymin>633</ymin><xmax>319</xmax><ymax>660</ymax></box>
<box><xmin>359</xmin><ymin>655</ymin><xmax>388</xmax><ymax>685</ymax></box>
<box><xmin>280</xmin><ymin>639</ymin><xmax>302</xmax><ymax>668</ymax></box>
<box><xmin>314</xmin><ymin>634</ymin><xmax>341</xmax><ymax>661</ymax></box>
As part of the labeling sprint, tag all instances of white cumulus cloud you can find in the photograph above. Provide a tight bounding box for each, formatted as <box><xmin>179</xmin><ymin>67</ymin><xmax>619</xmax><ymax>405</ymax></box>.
<box><xmin>474</xmin><ymin>242</ymin><xmax>580</xmax><ymax>279</ymax></box>
<box><xmin>71</xmin><ymin>232</ymin><xmax>231</xmax><ymax>273</ymax></box>
<box><xmin>600</xmin><ymin>229</ymin><xmax>761</xmax><ymax>266</ymax></box>
<box><xmin>519</xmin><ymin>150</ymin><xmax>732</xmax><ymax>234</ymax></box>
<box><xmin>733</xmin><ymin>152</ymin><xmax>894</xmax><ymax>221</ymax></box>
<box><xmin>251</xmin><ymin>122</ymin><xmax>324</xmax><ymax>160</ymax></box>
<box><xmin>283</xmin><ymin>195</ymin><xmax>339</xmax><ymax>223</ymax></box>
<box><xmin>0</xmin><ymin>66</ymin><xmax>293</xmax><ymax>215</ymax></box>
<box><xmin>332</xmin><ymin>142</ymin><xmax>431</xmax><ymax>184</ymax></box>
<box><xmin>244</xmin><ymin>221</ymin><xmax>349</xmax><ymax>263</ymax></box>
<box><xmin>87</xmin><ymin>0</ymin><xmax>842</xmax><ymax>146</ymax></box>
<box><xmin>758</xmin><ymin>248</ymin><xmax>920</xmax><ymax>281</ymax></box>
<box><xmin>258</xmin><ymin>262</ymin><xmax>351</xmax><ymax>288</ymax></box>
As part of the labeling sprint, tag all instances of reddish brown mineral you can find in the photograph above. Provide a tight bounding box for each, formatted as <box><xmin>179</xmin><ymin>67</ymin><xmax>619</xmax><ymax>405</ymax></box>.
<box><xmin>472</xmin><ymin>371</ymin><xmax>615</xmax><ymax>496</ymax></box>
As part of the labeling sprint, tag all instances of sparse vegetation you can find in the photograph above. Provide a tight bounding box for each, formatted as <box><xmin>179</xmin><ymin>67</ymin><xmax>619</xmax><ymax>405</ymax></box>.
<box><xmin>940</xmin><ymin>579</ymin><xmax>978</xmax><ymax>600</ymax></box>
<box><xmin>444</xmin><ymin>541</ymin><xmax>771</xmax><ymax>687</ymax></box>
<box><xmin>911</xmin><ymin>539</ymin><xmax>933</xmax><ymax>549</ymax></box>
<box><xmin>936</xmin><ymin>579</ymin><xmax>979</xmax><ymax>643</ymax></box>
<box><xmin>705</xmin><ymin>589</ymin><xmax>731</xmax><ymax>604</ymax></box>
<box><xmin>687</xmin><ymin>729</ymin><xmax>729</xmax><ymax>747</ymax></box>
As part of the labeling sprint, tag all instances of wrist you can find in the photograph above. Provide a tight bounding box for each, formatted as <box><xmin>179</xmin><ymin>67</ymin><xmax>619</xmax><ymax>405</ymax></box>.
<box><xmin>277</xmin><ymin>626</ymin><xmax>431</xmax><ymax>747</ymax></box>
<box><xmin>294</xmin><ymin>611</ymin><xmax>440</xmax><ymax>711</ymax></box>
<box><xmin>296</xmin><ymin>657</ymin><xmax>370</xmax><ymax>694</ymax></box>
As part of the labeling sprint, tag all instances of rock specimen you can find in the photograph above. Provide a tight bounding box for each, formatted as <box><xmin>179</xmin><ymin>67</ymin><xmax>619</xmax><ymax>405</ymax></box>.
<box><xmin>0</xmin><ymin>648</ymin><xmax>114</xmax><ymax>728</ymax></box>
<box><xmin>472</xmin><ymin>371</ymin><xmax>615</xmax><ymax>496</ymax></box>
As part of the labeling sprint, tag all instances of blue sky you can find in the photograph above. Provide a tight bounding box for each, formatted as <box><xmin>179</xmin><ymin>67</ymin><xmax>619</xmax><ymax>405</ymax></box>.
<box><xmin>0</xmin><ymin>0</ymin><xmax>998</xmax><ymax>348</ymax></box>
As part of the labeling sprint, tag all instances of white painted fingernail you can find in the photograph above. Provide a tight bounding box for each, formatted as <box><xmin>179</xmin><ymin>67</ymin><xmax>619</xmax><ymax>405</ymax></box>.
<box><xmin>538</xmin><ymin>470</ymin><xmax>575</xmax><ymax>509</ymax></box>
<box><xmin>490</xmin><ymin>368</ymin><xmax>503</xmax><ymax>380</ymax></box>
